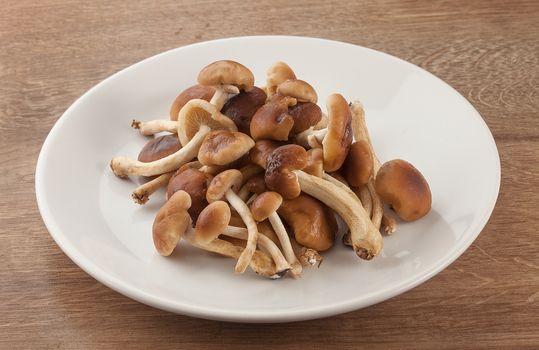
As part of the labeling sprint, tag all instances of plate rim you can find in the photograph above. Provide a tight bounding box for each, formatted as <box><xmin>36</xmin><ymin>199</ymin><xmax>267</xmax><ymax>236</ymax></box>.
<box><xmin>35</xmin><ymin>35</ymin><xmax>501</xmax><ymax>322</ymax></box>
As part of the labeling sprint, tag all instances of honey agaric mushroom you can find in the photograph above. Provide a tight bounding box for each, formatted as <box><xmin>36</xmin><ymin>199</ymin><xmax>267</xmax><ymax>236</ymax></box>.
<box><xmin>250</xmin><ymin>192</ymin><xmax>302</xmax><ymax>277</ymax></box>
<box><xmin>131</xmin><ymin>119</ymin><xmax>178</xmax><ymax>136</ymax></box>
<box><xmin>152</xmin><ymin>190</ymin><xmax>192</xmax><ymax>256</ymax></box>
<box><xmin>197</xmin><ymin>130</ymin><xmax>255</xmax><ymax>166</ymax></box>
<box><xmin>266</xmin><ymin>61</ymin><xmax>297</xmax><ymax>97</ymax></box>
<box><xmin>137</xmin><ymin>134</ymin><xmax>182</xmax><ymax>163</ymax></box>
<box><xmin>110</xmin><ymin>99</ymin><xmax>236</xmax><ymax>178</ymax></box>
<box><xmin>375</xmin><ymin>159</ymin><xmax>432</xmax><ymax>221</ymax></box>
<box><xmin>343</xmin><ymin>141</ymin><xmax>373</xmax><ymax>187</ymax></box>
<box><xmin>198</xmin><ymin>60</ymin><xmax>254</xmax><ymax>110</ymax></box>
<box><xmin>206</xmin><ymin>169</ymin><xmax>258</xmax><ymax>273</ymax></box>
<box><xmin>276</xmin><ymin>79</ymin><xmax>318</xmax><ymax>104</ymax></box>
<box><xmin>266</xmin><ymin>144</ymin><xmax>383</xmax><ymax>259</ymax></box>
<box><xmin>170</xmin><ymin>84</ymin><xmax>215</xmax><ymax>121</ymax></box>
<box><xmin>222</xmin><ymin>86</ymin><xmax>267</xmax><ymax>134</ymax></box>
<box><xmin>277</xmin><ymin>194</ymin><xmax>337</xmax><ymax>252</ymax></box>
<box><xmin>250</xmin><ymin>95</ymin><xmax>297</xmax><ymax>141</ymax></box>
<box><xmin>167</xmin><ymin>168</ymin><xmax>213</xmax><ymax>221</ymax></box>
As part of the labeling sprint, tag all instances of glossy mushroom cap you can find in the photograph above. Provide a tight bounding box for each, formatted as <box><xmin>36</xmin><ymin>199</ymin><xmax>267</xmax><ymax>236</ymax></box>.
<box><xmin>288</xmin><ymin>102</ymin><xmax>322</xmax><ymax>134</ymax></box>
<box><xmin>137</xmin><ymin>134</ymin><xmax>182</xmax><ymax>163</ymax></box>
<box><xmin>152</xmin><ymin>190</ymin><xmax>192</xmax><ymax>256</ymax></box>
<box><xmin>343</xmin><ymin>140</ymin><xmax>373</xmax><ymax>187</ymax></box>
<box><xmin>177</xmin><ymin>99</ymin><xmax>237</xmax><ymax>146</ymax></box>
<box><xmin>206</xmin><ymin>169</ymin><xmax>243</xmax><ymax>203</ymax></box>
<box><xmin>250</xmin><ymin>95</ymin><xmax>296</xmax><ymax>141</ymax></box>
<box><xmin>265</xmin><ymin>144</ymin><xmax>308</xmax><ymax>199</ymax></box>
<box><xmin>266</xmin><ymin>61</ymin><xmax>296</xmax><ymax>96</ymax></box>
<box><xmin>277</xmin><ymin>194</ymin><xmax>337</xmax><ymax>251</ymax></box>
<box><xmin>303</xmin><ymin>148</ymin><xmax>324</xmax><ymax>177</ymax></box>
<box><xmin>167</xmin><ymin>168</ymin><xmax>213</xmax><ymax>221</ymax></box>
<box><xmin>195</xmin><ymin>201</ymin><xmax>231</xmax><ymax>243</ymax></box>
<box><xmin>249</xmin><ymin>140</ymin><xmax>284</xmax><ymax>169</ymax></box>
<box><xmin>222</xmin><ymin>87</ymin><xmax>267</xmax><ymax>134</ymax></box>
<box><xmin>374</xmin><ymin>159</ymin><xmax>432</xmax><ymax>221</ymax></box>
<box><xmin>197</xmin><ymin>60</ymin><xmax>255</xmax><ymax>91</ymax></box>
<box><xmin>169</xmin><ymin>85</ymin><xmax>215</xmax><ymax>121</ymax></box>
<box><xmin>250</xmin><ymin>191</ymin><xmax>283</xmax><ymax>221</ymax></box>
<box><xmin>322</xmin><ymin>94</ymin><xmax>353</xmax><ymax>172</ymax></box>
<box><xmin>197</xmin><ymin>130</ymin><xmax>255</xmax><ymax>166</ymax></box>
<box><xmin>276</xmin><ymin>79</ymin><xmax>318</xmax><ymax>103</ymax></box>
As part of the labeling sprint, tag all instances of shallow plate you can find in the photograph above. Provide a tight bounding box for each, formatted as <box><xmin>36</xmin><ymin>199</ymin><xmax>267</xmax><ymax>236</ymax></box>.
<box><xmin>35</xmin><ymin>36</ymin><xmax>500</xmax><ymax>322</ymax></box>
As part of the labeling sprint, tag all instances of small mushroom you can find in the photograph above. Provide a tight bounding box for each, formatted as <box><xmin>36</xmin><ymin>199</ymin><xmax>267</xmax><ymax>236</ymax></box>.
<box><xmin>167</xmin><ymin>168</ymin><xmax>213</xmax><ymax>221</ymax></box>
<box><xmin>265</xmin><ymin>144</ymin><xmax>308</xmax><ymax>199</ymax></box>
<box><xmin>250</xmin><ymin>192</ymin><xmax>302</xmax><ymax>277</ymax></box>
<box><xmin>266</xmin><ymin>61</ymin><xmax>297</xmax><ymax>97</ymax></box>
<box><xmin>343</xmin><ymin>140</ymin><xmax>373</xmax><ymax>187</ymax></box>
<box><xmin>170</xmin><ymin>84</ymin><xmax>215</xmax><ymax>121</ymax></box>
<box><xmin>374</xmin><ymin>159</ymin><xmax>432</xmax><ymax>221</ymax></box>
<box><xmin>276</xmin><ymin>79</ymin><xmax>318</xmax><ymax>104</ymax></box>
<box><xmin>197</xmin><ymin>130</ymin><xmax>255</xmax><ymax>166</ymax></box>
<box><xmin>198</xmin><ymin>60</ymin><xmax>255</xmax><ymax>110</ymax></box>
<box><xmin>221</xmin><ymin>86</ymin><xmax>267</xmax><ymax>134</ymax></box>
<box><xmin>206</xmin><ymin>169</ymin><xmax>258</xmax><ymax>273</ymax></box>
<box><xmin>277</xmin><ymin>194</ymin><xmax>337</xmax><ymax>252</ymax></box>
<box><xmin>250</xmin><ymin>95</ymin><xmax>296</xmax><ymax>141</ymax></box>
<box><xmin>249</xmin><ymin>140</ymin><xmax>284</xmax><ymax>169</ymax></box>
<box><xmin>137</xmin><ymin>134</ymin><xmax>182</xmax><ymax>163</ymax></box>
<box><xmin>152</xmin><ymin>190</ymin><xmax>192</xmax><ymax>256</ymax></box>
<box><xmin>288</xmin><ymin>102</ymin><xmax>323</xmax><ymax>134</ymax></box>
<box><xmin>322</xmin><ymin>93</ymin><xmax>353</xmax><ymax>172</ymax></box>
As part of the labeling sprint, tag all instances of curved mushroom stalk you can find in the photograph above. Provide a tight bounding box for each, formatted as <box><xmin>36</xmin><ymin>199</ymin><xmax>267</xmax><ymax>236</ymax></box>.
<box><xmin>132</xmin><ymin>171</ymin><xmax>174</xmax><ymax>205</ymax></box>
<box><xmin>290</xmin><ymin>238</ymin><xmax>322</xmax><ymax>267</ymax></box>
<box><xmin>382</xmin><ymin>212</ymin><xmax>398</xmax><ymax>234</ymax></box>
<box><xmin>355</xmin><ymin>185</ymin><xmax>372</xmax><ymax>217</ymax></box>
<box><xmin>132</xmin><ymin>119</ymin><xmax>177</xmax><ymax>136</ymax></box>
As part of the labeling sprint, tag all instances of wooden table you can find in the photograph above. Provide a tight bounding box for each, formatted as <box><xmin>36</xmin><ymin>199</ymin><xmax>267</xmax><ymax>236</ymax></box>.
<box><xmin>2</xmin><ymin>1</ymin><xmax>538</xmax><ymax>349</ymax></box>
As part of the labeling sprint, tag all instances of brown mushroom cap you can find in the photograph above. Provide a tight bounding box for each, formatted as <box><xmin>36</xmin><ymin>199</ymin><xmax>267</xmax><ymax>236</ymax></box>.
<box><xmin>343</xmin><ymin>140</ymin><xmax>374</xmax><ymax>187</ymax></box>
<box><xmin>375</xmin><ymin>159</ymin><xmax>432</xmax><ymax>221</ymax></box>
<box><xmin>249</xmin><ymin>140</ymin><xmax>284</xmax><ymax>169</ymax></box>
<box><xmin>137</xmin><ymin>134</ymin><xmax>182</xmax><ymax>163</ymax></box>
<box><xmin>221</xmin><ymin>87</ymin><xmax>267</xmax><ymax>134</ymax></box>
<box><xmin>197</xmin><ymin>60</ymin><xmax>255</xmax><ymax>91</ymax></box>
<box><xmin>266</xmin><ymin>61</ymin><xmax>297</xmax><ymax>96</ymax></box>
<box><xmin>288</xmin><ymin>102</ymin><xmax>322</xmax><ymax>134</ymax></box>
<box><xmin>277</xmin><ymin>194</ymin><xmax>336</xmax><ymax>251</ymax></box>
<box><xmin>197</xmin><ymin>130</ymin><xmax>255</xmax><ymax>166</ymax></box>
<box><xmin>250</xmin><ymin>95</ymin><xmax>296</xmax><ymax>141</ymax></box>
<box><xmin>244</xmin><ymin>174</ymin><xmax>267</xmax><ymax>194</ymax></box>
<box><xmin>177</xmin><ymin>99</ymin><xmax>237</xmax><ymax>146</ymax></box>
<box><xmin>152</xmin><ymin>190</ymin><xmax>192</xmax><ymax>256</ymax></box>
<box><xmin>206</xmin><ymin>169</ymin><xmax>243</xmax><ymax>203</ymax></box>
<box><xmin>169</xmin><ymin>85</ymin><xmax>215</xmax><ymax>121</ymax></box>
<box><xmin>265</xmin><ymin>144</ymin><xmax>308</xmax><ymax>199</ymax></box>
<box><xmin>195</xmin><ymin>201</ymin><xmax>231</xmax><ymax>243</ymax></box>
<box><xmin>167</xmin><ymin>168</ymin><xmax>213</xmax><ymax>221</ymax></box>
<box><xmin>322</xmin><ymin>94</ymin><xmax>353</xmax><ymax>172</ymax></box>
<box><xmin>250</xmin><ymin>191</ymin><xmax>283</xmax><ymax>221</ymax></box>
<box><xmin>303</xmin><ymin>148</ymin><xmax>324</xmax><ymax>177</ymax></box>
<box><xmin>276</xmin><ymin>79</ymin><xmax>318</xmax><ymax>104</ymax></box>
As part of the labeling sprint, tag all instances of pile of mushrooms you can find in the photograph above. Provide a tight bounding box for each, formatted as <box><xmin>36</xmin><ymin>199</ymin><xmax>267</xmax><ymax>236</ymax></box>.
<box><xmin>110</xmin><ymin>60</ymin><xmax>432</xmax><ymax>279</ymax></box>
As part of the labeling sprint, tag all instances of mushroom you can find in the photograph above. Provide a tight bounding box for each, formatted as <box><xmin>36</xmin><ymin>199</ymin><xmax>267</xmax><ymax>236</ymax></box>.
<box><xmin>137</xmin><ymin>134</ymin><xmax>182</xmax><ymax>163</ymax></box>
<box><xmin>167</xmin><ymin>168</ymin><xmax>213</xmax><ymax>221</ymax></box>
<box><xmin>221</xmin><ymin>86</ymin><xmax>267</xmax><ymax>134</ymax></box>
<box><xmin>131</xmin><ymin>119</ymin><xmax>178</xmax><ymax>136</ymax></box>
<box><xmin>197</xmin><ymin>130</ymin><xmax>255</xmax><ymax>166</ymax></box>
<box><xmin>197</xmin><ymin>60</ymin><xmax>255</xmax><ymax>110</ymax></box>
<box><xmin>206</xmin><ymin>169</ymin><xmax>258</xmax><ymax>273</ymax></box>
<box><xmin>288</xmin><ymin>102</ymin><xmax>323</xmax><ymax>134</ymax></box>
<box><xmin>374</xmin><ymin>159</ymin><xmax>432</xmax><ymax>221</ymax></box>
<box><xmin>250</xmin><ymin>192</ymin><xmax>302</xmax><ymax>277</ymax></box>
<box><xmin>170</xmin><ymin>84</ymin><xmax>215</xmax><ymax>121</ymax></box>
<box><xmin>152</xmin><ymin>190</ymin><xmax>192</xmax><ymax>256</ymax></box>
<box><xmin>276</xmin><ymin>79</ymin><xmax>318</xmax><ymax>104</ymax></box>
<box><xmin>110</xmin><ymin>99</ymin><xmax>236</xmax><ymax>177</ymax></box>
<box><xmin>132</xmin><ymin>172</ymin><xmax>174</xmax><ymax>205</ymax></box>
<box><xmin>265</xmin><ymin>61</ymin><xmax>297</xmax><ymax>97</ymax></box>
<box><xmin>381</xmin><ymin>212</ymin><xmax>398</xmax><ymax>234</ymax></box>
<box><xmin>343</xmin><ymin>141</ymin><xmax>373</xmax><ymax>187</ymax></box>
<box><xmin>250</xmin><ymin>95</ymin><xmax>297</xmax><ymax>141</ymax></box>
<box><xmin>277</xmin><ymin>194</ymin><xmax>336</xmax><ymax>252</ymax></box>
<box><xmin>266</xmin><ymin>144</ymin><xmax>382</xmax><ymax>259</ymax></box>
<box><xmin>249</xmin><ymin>139</ymin><xmax>284</xmax><ymax>169</ymax></box>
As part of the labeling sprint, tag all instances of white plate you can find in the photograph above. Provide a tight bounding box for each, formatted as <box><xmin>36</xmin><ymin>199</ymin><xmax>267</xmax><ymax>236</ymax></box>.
<box><xmin>35</xmin><ymin>36</ymin><xmax>500</xmax><ymax>322</ymax></box>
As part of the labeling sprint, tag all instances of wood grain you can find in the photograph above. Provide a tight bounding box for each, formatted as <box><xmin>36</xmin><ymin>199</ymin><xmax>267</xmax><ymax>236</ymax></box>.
<box><xmin>1</xmin><ymin>0</ymin><xmax>538</xmax><ymax>349</ymax></box>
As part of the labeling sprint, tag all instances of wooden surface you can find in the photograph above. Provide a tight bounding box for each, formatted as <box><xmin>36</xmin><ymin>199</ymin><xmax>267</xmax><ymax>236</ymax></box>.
<box><xmin>1</xmin><ymin>0</ymin><xmax>538</xmax><ymax>349</ymax></box>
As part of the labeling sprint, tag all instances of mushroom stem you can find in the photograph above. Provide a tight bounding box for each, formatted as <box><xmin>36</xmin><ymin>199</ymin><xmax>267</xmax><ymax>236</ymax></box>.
<box><xmin>184</xmin><ymin>227</ymin><xmax>284</xmax><ymax>279</ymax></box>
<box><xmin>368</xmin><ymin>181</ymin><xmax>383</xmax><ymax>229</ymax></box>
<box><xmin>238</xmin><ymin>184</ymin><xmax>251</xmax><ymax>202</ymax></box>
<box><xmin>349</xmin><ymin>101</ymin><xmax>381</xmax><ymax>173</ymax></box>
<box><xmin>382</xmin><ymin>212</ymin><xmax>398</xmax><ymax>234</ymax></box>
<box><xmin>132</xmin><ymin>119</ymin><xmax>177</xmax><ymax>136</ymax></box>
<box><xmin>355</xmin><ymin>185</ymin><xmax>372</xmax><ymax>217</ymax></box>
<box><xmin>132</xmin><ymin>172</ymin><xmax>174</xmax><ymax>204</ymax></box>
<box><xmin>210</xmin><ymin>85</ymin><xmax>240</xmax><ymax>111</ymax></box>
<box><xmin>268</xmin><ymin>212</ymin><xmax>302</xmax><ymax>277</ymax></box>
<box><xmin>224</xmin><ymin>190</ymin><xmax>259</xmax><ymax>274</ymax></box>
<box><xmin>110</xmin><ymin>125</ymin><xmax>210</xmax><ymax>177</ymax></box>
<box><xmin>290</xmin><ymin>238</ymin><xmax>322</xmax><ymax>267</ymax></box>
<box><xmin>294</xmin><ymin>170</ymin><xmax>383</xmax><ymax>260</ymax></box>
<box><xmin>222</xmin><ymin>226</ymin><xmax>291</xmax><ymax>275</ymax></box>
<box><xmin>322</xmin><ymin>173</ymin><xmax>362</xmax><ymax>204</ymax></box>
<box><xmin>295</xmin><ymin>127</ymin><xmax>327</xmax><ymax>148</ymax></box>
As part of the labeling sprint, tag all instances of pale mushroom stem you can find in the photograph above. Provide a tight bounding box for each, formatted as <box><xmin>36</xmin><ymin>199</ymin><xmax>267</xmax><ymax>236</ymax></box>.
<box><xmin>295</xmin><ymin>170</ymin><xmax>383</xmax><ymax>260</ymax></box>
<box><xmin>368</xmin><ymin>181</ymin><xmax>383</xmax><ymax>229</ymax></box>
<box><xmin>209</xmin><ymin>85</ymin><xmax>240</xmax><ymax>111</ymax></box>
<box><xmin>224</xmin><ymin>190</ymin><xmax>259</xmax><ymax>274</ymax></box>
<box><xmin>356</xmin><ymin>185</ymin><xmax>372</xmax><ymax>217</ymax></box>
<box><xmin>222</xmin><ymin>226</ymin><xmax>290</xmax><ymax>274</ymax></box>
<box><xmin>110</xmin><ymin>125</ymin><xmax>210</xmax><ymax>177</ymax></box>
<box><xmin>132</xmin><ymin>119</ymin><xmax>177</xmax><ymax>136</ymax></box>
<box><xmin>296</xmin><ymin>127</ymin><xmax>328</xmax><ymax>148</ymax></box>
<box><xmin>184</xmin><ymin>227</ymin><xmax>284</xmax><ymax>279</ymax></box>
<box><xmin>322</xmin><ymin>173</ymin><xmax>362</xmax><ymax>204</ymax></box>
<box><xmin>132</xmin><ymin>172</ymin><xmax>174</xmax><ymax>205</ymax></box>
<box><xmin>290</xmin><ymin>238</ymin><xmax>322</xmax><ymax>267</ymax></box>
<box><xmin>268</xmin><ymin>213</ymin><xmax>303</xmax><ymax>277</ymax></box>
<box><xmin>382</xmin><ymin>212</ymin><xmax>398</xmax><ymax>234</ymax></box>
